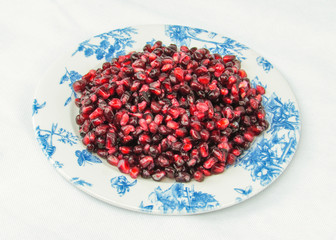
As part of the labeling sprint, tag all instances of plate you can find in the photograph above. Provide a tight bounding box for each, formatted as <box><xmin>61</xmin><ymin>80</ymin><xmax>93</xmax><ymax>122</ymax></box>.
<box><xmin>32</xmin><ymin>24</ymin><xmax>301</xmax><ymax>215</ymax></box>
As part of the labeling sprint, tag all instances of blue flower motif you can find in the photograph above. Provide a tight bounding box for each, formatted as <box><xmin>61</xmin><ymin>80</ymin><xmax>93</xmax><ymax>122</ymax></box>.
<box><xmin>59</xmin><ymin>68</ymin><xmax>82</xmax><ymax>106</ymax></box>
<box><xmin>53</xmin><ymin>161</ymin><xmax>64</xmax><ymax>168</ymax></box>
<box><xmin>35</xmin><ymin>124</ymin><xmax>78</xmax><ymax>159</ymax></box>
<box><xmin>110</xmin><ymin>176</ymin><xmax>137</xmax><ymax>196</ymax></box>
<box><xmin>75</xmin><ymin>150</ymin><xmax>102</xmax><ymax>166</ymax></box>
<box><xmin>140</xmin><ymin>183</ymin><xmax>219</xmax><ymax>214</ymax></box>
<box><xmin>236</xmin><ymin>79</ymin><xmax>300</xmax><ymax>186</ymax></box>
<box><xmin>32</xmin><ymin>99</ymin><xmax>46</xmax><ymax>116</ymax></box>
<box><xmin>234</xmin><ymin>185</ymin><xmax>252</xmax><ymax>202</ymax></box>
<box><xmin>256</xmin><ymin>56</ymin><xmax>273</xmax><ymax>73</ymax></box>
<box><xmin>71</xmin><ymin>177</ymin><xmax>92</xmax><ymax>187</ymax></box>
<box><xmin>165</xmin><ymin>25</ymin><xmax>248</xmax><ymax>60</ymax></box>
<box><xmin>73</xmin><ymin>27</ymin><xmax>137</xmax><ymax>62</ymax></box>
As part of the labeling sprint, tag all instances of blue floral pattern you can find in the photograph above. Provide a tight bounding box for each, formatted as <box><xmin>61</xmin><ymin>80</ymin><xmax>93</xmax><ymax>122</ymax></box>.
<box><xmin>73</xmin><ymin>27</ymin><xmax>137</xmax><ymax>62</ymax></box>
<box><xmin>256</xmin><ymin>56</ymin><xmax>273</xmax><ymax>73</ymax></box>
<box><xmin>59</xmin><ymin>68</ymin><xmax>82</xmax><ymax>106</ymax></box>
<box><xmin>165</xmin><ymin>25</ymin><xmax>248</xmax><ymax>60</ymax></box>
<box><xmin>234</xmin><ymin>185</ymin><xmax>252</xmax><ymax>202</ymax></box>
<box><xmin>75</xmin><ymin>150</ymin><xmax>102</xmax><ymax>166</ymax></box>
<box><xmin>237</xmin><ymin>77</ymin><xmax>300</xmax><ymax>186</ymax></box>
<box><xmin>140</xmin><ymin>183</ymin><xmax>219</xmax><ymax>214</ymax></box>
<box><xmin>71</xmin><ymin>177</ymin><xmax>92</xmax><ymax>187</ymax></box>
<box><xmin>32</xmin><ymin>99</ymin><xmax>46</xmax><ymax>116</ymax></box>
<box><xmin>53</xmin><ymin>161</ymin><xmax>64</xmax><ymax>168</ymax></box>
<box><xmin>110</xmin><ymin>176</ymin><xmax>137</xmax><ymax>196</ymax></box>
<box><xmin>35</xmin><ymin>124</ymin><xmax>78</xmax><ymax>159</ymax></box>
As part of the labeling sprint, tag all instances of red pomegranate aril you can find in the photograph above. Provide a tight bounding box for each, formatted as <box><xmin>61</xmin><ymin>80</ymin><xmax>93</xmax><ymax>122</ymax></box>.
<box><xmin>119</xmin><ymin>146</ymin><xmax>131</xmax><ymax>154</ymax></box>
<box><xmin>167</xmin><ymin>106</ymin><xmax>180</xmax><ymax>119</ymax></box>
<box><xmin>138</xmin><ymin>134</ymin><xmax>151</xmax><ymax>144</ymax></box>
<box><xmin>199</xmin><ymin>143</ymin><xmax>209</xmax><ymax>158</ymax></box>
<box><xmin>256</xmin><ymin>85</ymin><xmax>265</xmax><ymax>95</ymax></box>
<box><xmin>182</xmin><ymin>143</ymin><xmax>192</xmax><ymax>152</ymax></box>
<box><xmin>193</xmin><ymin>170</ymin><xmax>204</xmax><ymax>182</ymax></box>
<box><xmin>227</xmin><ymin>153</ymin><xmax>236</xmax><ymax>165</ymax></box>
<box><xmin>167</xmin><ymin>120</ymin><xmax>179</xmax><ymax>130</ymax></box>
<box><xmin>216</xmin><ymin>118</ymin><xmax>229</xmax><ymax>130</ymax></box>
<box><xmin>107</xmin><ymin>155</ymin><xmax>119</xmax><ymax>166</ymax></box>
<box><xmin>198</xmin><ymin>74</ymin><xmax>210</xmax><ymax>84</ymax></box>
<box><xmin>152</xmin><ymin>171</ymin><xmax>166</xmax><ymax>181</ymax></box>
<box><xmin>75</xmin><ymin>41</ymin><xmax>268</xmax><ymax>182</ymax></box>
<box><xmin>121</xmin><ymin>125</ymin><xmax>135</xmax><ymax>135</ymax></box>
<box><xmin>73</xmin><ymin>80</ymin><xmax>86</xmax><ymax>93</ymax></box>
<box><xmin>118</xmin><ymin>159</ymin><xmax>130</xmax><ymax>174</ymax></box>
<box><xmin>130</xmin><ymin>167</ymin><xmax>140</xmax><ymax>179</ymax></box>
<box><xmin>190</xmin><ymin>129</ymin><xmax>201</xmax><ymax>140</ymax></box>
<box><xmin>212</xmin><ymin>163</ymin><xmax>225</xmax><ymax>174</ymax></box>
<box><xmin>233</xmin><ymin>135</ymin><xmax>244</xmax><ymax>145</ymax></box>
<box><xmin>119</xmin><ymin>113</ymin><xmax>129</xmax><ymax>126</ymax></box>
<box><xmin>174</xmin><ymin>67</ymin><xmax>184</xmax><ymax>81</ymax></box>
<box><xmin>140</xmin><ymin>156</ymin><xmax>153</xmax><ymax>168</ymax></box>
<box><xmin>175</xmin><ymin>172</ymin><xmax>191</xmax><ymax>182</ymax></box>
<box><xmin>109</xmin><ymin>98</ymin><xmax>122</xmax><ymax>109</ymax></box>
<box><xmin>203</xmin><ymin>157</ymin><xmax>217</xmax><ymax>169</ymax></box>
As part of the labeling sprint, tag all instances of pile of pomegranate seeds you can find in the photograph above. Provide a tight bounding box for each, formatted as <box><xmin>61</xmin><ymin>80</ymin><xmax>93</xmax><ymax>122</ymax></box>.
<box><xmin>73</xmin><ymin>41</ymin><xmax>269</xmax><ymax>182</ymax></box>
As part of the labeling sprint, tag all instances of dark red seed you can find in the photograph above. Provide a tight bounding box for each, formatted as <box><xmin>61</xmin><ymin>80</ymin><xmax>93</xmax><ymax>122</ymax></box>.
<box><xmin>130</xmin><ymin>167</ymin><xmax>140</xmax><ymax>179</ymax></box>
<box><xmin>139</xmin><ymin>156</ymin><xmax>153</xmax><ymax>168</ymax></box>
<box><xmin>117</xmin><ymin>159</ymin><xmax>130</xmax><ymax>174</ymax></box>
<box><xmin>193</xmin><ymin>170</ymin><xmax>204</xmax><ymax>182</ymax></box>
<box><xmin>152</xmin><ymin>171</ymin><xmax>166</xmax><ymax>181</ymax></box>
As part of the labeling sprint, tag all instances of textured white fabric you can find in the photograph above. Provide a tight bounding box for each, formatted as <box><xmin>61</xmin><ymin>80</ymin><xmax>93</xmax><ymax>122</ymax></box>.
<box><xmin>0</xmin><ymin>0</ymin><xmax>335</xmax><ymax>239</ymax></box>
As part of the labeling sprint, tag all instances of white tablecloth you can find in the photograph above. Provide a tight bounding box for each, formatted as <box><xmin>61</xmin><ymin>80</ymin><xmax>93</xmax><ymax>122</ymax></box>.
<box><xmin>1</xmin><ymin>0</ymin><xmax>335</xmax><ymax>239</ymax></box>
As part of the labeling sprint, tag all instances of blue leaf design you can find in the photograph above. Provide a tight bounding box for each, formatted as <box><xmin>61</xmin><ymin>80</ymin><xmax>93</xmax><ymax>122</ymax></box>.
<box><xmin>75</xmin><ymin>150</ymin><xmax>102</xmax><ymax>166</ymax></box>
<box><xmin>64</xmin><ymin>97</ymin><xmax>72</xmax><ymax>106</ymax></box>
<box><xmin>59</xmin><ymin>68</ymin><xmax>82</xmax><ymax>107</ymax></box>
<box><xmin>71</xmin><ymin>177</ymin><xmax>92</xmax><ymax>187</ymax></box>
<box><xmin>110</xmin><ymin>176</ymin><xmax>137</xmax><ymax>196</ymax></box>
<box><xmin>140</xmin><ymin>183</ymin><xmax>219</xmax><ymax>214</ymax></box>
<box><xmin>84</xmin><ymin>48</ymin><xmax>94</xmax><ymax>57</ymax></box>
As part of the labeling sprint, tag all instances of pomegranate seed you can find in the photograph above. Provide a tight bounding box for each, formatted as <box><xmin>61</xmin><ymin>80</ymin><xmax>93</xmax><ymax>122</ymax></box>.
<box><xmin>73</xmin><ymin>80</ymin><xmax>86</xmax><ymax>93</ymax></box>
<box><xmin>167</xmin><ymin>120</ymin><xmax>179</xmax><ymax>130</ymax></box>
<box><xmin>152</xmin><ymin>171</ymin><xmax>166</xmax><ymax>181</ymax></box>
<box><xmin>199</xmin><ymin>143</ymin><xmax>209</xmax><ymax>158</ymax></box>
<box><xmin>211</xmin><ymin>163</ymin><xmax>225</xmax><ymax>174</ymax></box>
<box><xmin>140</xmin><ymin>156</ymin><xmax>153</xmax><ymax>168</ymax></box>
<box><xmin>182</xmin><ymin>143</ymin><xmax>192</xmax><ymax>152</ymax></box>
<box><xmin>107</xmin><ymin>155</ymin><xmax>119</xmax><ymax>166</ymax></box>
<box><xmin>198</xmin><ymin>74</ymin><xmax>210</xmax><ymax>84</ymax></box>
<box><xmin>109</xmin><ymin>98</ymin><xmax>122</xmax><ymax>109</ymax></box>
<box><xmin>130</xmin><ymin>167</ymin><xmax>140</xmax><ymax>179</ymax></box>
<box><xmin>118</xmin><ymin>159</ymin><xmax>130</xmax><ymax>174</ymax></box>
<box><xmin>203</xmin><ymin>157</ymin><xmax>217</xmax><ymax>169</ymax></box>
<box><xmin>216</xmin><ymin>118</ymin><xmax>229</xmax><ymax>130</ymax></box>
<box><xmin>193</xmin><ymin>171</ymin><xmax>204</xmax><ymax>182</ymax></box>
<box><xmin>256</xmin><ymin>85</ymin><xmax>265</xmax><ymax>95</ymax></box>
<box><xmin>175</xmin><ymin>172</ymin><xmax>191</xmax><ymax>182</ymax></box>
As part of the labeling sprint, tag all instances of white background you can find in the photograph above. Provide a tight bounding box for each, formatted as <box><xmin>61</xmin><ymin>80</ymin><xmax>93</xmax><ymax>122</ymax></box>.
<box><xmin>1</xmin><ymin>0</ymin><xmax>335</xmax><ymax>239</ymax></box>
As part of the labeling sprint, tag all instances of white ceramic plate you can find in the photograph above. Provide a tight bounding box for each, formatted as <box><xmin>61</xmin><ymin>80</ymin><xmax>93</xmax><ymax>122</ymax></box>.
<box><xmin>32</xmin><ymin>24</ymin><xmax>301</xmax><ymax>215</ymax></box>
